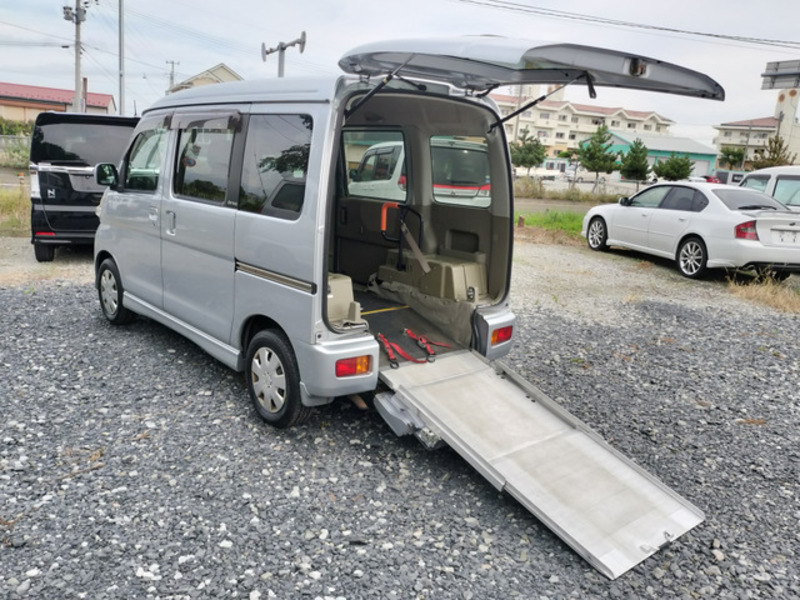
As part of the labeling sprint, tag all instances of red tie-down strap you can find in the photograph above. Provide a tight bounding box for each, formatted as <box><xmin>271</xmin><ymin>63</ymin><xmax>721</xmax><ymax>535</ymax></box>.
<box><xmin>376</xmin><ymin>333</ymin><xmax>429</xmax><ymax>369</ymax></box>
<box><xmin>403</xmin><ymin>329</ymin><xmax>451</xmax><ymax>359</ymax></box>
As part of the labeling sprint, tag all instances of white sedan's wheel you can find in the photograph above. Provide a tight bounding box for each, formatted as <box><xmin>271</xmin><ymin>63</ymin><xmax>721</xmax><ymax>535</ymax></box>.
<box><xmin>677</xmin><ymin>237</ymin><xmax>708</xmax><ymax>279</ymax></box>
<box><xmin>586</xmin><ymin>217</ymin><xmax>608</xmax><ymax>251</ymax></box>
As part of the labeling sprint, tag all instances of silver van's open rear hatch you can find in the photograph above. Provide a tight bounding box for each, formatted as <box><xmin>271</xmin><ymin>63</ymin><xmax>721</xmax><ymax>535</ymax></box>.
<box><xmin>339</xmin><ymin>36</ymin><xmax>724</xmax><ymax>100</ymax></box>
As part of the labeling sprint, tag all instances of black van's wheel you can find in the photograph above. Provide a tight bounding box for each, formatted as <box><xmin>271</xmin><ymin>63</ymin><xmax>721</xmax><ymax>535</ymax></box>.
<box><xmin>677</xmin><ymin>237</ymin><xmax>708</xmax><ymax>279</ymax></box>
<box><xmin>246</xmin><ymin>330</ymin><xmax>309</xmax><ymax>428</ymax></box>
<box><xmin>34</xmin><ymin>243</ymin><xmax>55</xmax><ymax>262</ymax></box>
<box><xmin>97</xmin><ymin>258</ymin><xmax>134</xmax><ymax>324</ymax></box>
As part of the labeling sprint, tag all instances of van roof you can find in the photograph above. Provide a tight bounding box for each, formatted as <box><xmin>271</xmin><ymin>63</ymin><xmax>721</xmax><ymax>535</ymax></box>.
<box><xmin>147</xmin><ymin>75</ymin><xmax>346</xmax><ymax>112</ymax></box>
<box><xmin>743</xmin><ymin>165</ymin><xmax>800</xmax><ymax>176</ymax></box>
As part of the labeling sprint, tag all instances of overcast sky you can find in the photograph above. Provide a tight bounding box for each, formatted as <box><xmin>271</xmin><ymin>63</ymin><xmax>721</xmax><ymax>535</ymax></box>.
<box><xmin>2</xmin><ymin>0</ymin><xmax>799</xmax><ymax>144</ymax></box>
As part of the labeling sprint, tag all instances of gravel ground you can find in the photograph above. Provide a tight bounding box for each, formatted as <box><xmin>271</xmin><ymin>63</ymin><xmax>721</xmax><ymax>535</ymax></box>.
<box><xmin>0</xmin><ymin>237</ymin><xmax>798</xmax><ymax>599</ymax></box>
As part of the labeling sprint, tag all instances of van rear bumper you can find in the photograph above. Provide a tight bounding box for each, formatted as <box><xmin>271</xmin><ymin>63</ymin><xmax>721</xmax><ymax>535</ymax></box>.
<box><xmin>294</xmin><ymin>334</ymin><xmax>380</xmax><ymax>405</ymax></box>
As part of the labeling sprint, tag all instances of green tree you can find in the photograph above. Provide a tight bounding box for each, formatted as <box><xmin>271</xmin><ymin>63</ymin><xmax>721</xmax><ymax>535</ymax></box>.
<box><xmin>719</xmin><ymin>146</ymin><xmax>745</xmax><ymax>170</ymax></box>
<box><xmin>618</xmin><ymin>138</ymin><xmax>650</xmax><ymax>191</ymax></box>
<box><xmin>577</xmin><ymin>124</ymin><xmax>618</xmax><ymax>192</ymax></box>
<box><xmin>509</xmin><ymin>128</ymin><xmax>546</xmax><ymax>176</ymax></box>
<box><xmin>652</xmin><ymin>153</ymin><xmax>693</xmax><ymax>181</ymax></box>
<box><xmin>750</xmin><ymin>135</ymin><xmax>797</xmax><ymax>170</ymax></box>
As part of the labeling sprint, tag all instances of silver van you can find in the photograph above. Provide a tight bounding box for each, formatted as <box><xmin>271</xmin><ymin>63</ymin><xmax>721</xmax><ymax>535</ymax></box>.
<box><xmin>94</xmin><ymin>37</ymin><xmax>725</xmax><ymax>578</ymax></box>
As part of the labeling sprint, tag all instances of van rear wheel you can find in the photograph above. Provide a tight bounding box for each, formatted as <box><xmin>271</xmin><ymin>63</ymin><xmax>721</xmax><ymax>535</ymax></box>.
<box><xmin>246</xmin><ymin>330</ymin><xmax>309</xmax><ymax>428</ymax></box>
<box><xmin>34</xmin><ymin>243</ymin><xmax>55</xmax><ymax>262</ymax></box>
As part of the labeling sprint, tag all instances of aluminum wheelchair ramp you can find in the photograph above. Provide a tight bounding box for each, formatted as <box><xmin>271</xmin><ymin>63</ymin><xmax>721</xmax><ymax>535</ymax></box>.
<box><xmin>376</xmin><ymin>350</ymin><xmax>704</xmax><ymax>580</ymax></box>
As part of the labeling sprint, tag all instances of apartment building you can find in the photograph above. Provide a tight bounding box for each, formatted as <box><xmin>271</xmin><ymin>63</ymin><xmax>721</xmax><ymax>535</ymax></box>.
<box><xmin>490</xmin><ymin>86</ymin><xmax>673</xmax><ymax>156</ymax></box>
<box><xmin>713</xmin><ymin>88</ymin><xmax>800</xmax><ymax>165</ymax></box>
<box><xmin>713</xmin><ymin>116</ymin><xmax>777</xmax><ymax>163</ymax></box>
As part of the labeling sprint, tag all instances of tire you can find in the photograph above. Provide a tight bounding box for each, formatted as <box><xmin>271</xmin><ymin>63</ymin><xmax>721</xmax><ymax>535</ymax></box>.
<box><xmin>676</xmin><ymin>237</ymin><xmax>708</xmax><ymax>279</ymax></box>
<box><xmin>97</xmin><ymin>258</ymin><xmax>134</xmax><ymax>325</ymax></box>
<box><xmin>34</xmin><ymin>243</ymin><xmax>55</xmax><ymax>262</ymax></box>
<box><xmin>246</xmin><ymin>330</ymin><xmax>310</xmax><ymax>428</ymax></box>
<box><xmin>586</xmin><ymin>217</ymin><xmax>608</xmax><ymax>251</ymax></box>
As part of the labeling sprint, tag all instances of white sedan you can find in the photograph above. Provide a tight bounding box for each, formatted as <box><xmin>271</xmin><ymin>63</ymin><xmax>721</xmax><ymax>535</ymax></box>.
<box><xmin>581</xmin><ymin>182</ymin><xmax>800</xmax><ymax>279</ymax></box>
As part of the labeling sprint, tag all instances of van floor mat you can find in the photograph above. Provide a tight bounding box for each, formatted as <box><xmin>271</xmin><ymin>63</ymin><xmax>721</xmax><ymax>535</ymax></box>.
<box><xmin>355</xmin><ymin>291</ymin><xmax>462</xmax><ymax>368</ymax></box>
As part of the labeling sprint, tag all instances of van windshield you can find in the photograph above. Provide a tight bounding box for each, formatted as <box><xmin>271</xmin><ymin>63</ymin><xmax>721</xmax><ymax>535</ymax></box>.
<box><xmin>30</xmin><ymin>115</ymin><xmax>137</xmax><ymax>167</ymax></box>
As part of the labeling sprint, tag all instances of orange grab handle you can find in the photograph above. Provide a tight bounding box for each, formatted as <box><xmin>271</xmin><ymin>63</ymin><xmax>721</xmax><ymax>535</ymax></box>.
<box><xmin>380</xmin><ymin>202</ymin><xmax>400</xmax><ymax>232</ymax></box>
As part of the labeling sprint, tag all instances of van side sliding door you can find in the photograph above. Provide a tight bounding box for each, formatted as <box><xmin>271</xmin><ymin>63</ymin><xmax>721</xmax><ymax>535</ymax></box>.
<box><xmin>161</xmin><ymin>112</ymin><xmax>242</xmax><ymax>342</ymax></box>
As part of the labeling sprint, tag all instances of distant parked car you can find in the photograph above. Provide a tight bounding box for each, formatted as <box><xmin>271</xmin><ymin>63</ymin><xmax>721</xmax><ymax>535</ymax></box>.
<box><xmin>29</xmin><ymin>112</ymin><xmax>138</xmax><ymax>262</ymax></box>
<box><xmin>582</xmin><ymin>182</ymin><xmax>800</xmax><ymax>280</ymax></box>
<box><xmin>739</xmin><ymin>165</ymin><xmax>800</xmax><ymax>211</ymax></box>
<box><xmin>702</xmin><ymin>174</ymin><xmax>721</xmax><ymax>183</ymax></box>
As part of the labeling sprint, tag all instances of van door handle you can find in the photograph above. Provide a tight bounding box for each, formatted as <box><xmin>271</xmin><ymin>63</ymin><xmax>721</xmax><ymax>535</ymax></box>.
<box><xmin>165</xmin><ymin>210</ymin><xmax>176</xmax><ymax>235</ymax></box>
<box><xmin>148</xmin><ymin>207</ymin><xmax>159</xmax><ymax>226</ymax></box>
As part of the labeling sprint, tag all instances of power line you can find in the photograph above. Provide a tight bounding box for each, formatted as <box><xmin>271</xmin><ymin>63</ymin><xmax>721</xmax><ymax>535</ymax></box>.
<box><xmin>451</xmin><ymin>0</ymin><xmax>800</xmax><ymax>50</ymax></box>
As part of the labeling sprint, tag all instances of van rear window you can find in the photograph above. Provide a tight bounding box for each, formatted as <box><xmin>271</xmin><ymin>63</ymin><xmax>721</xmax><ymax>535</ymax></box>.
<box><xmin>30</xmin><ymin>115</ymin><xmax>137</xmax><ymax>166</ymax></box>
<box><xmin>239</xmin><ymin>114</ymin><xmax>312</xmax><ymax>220</ymax></box>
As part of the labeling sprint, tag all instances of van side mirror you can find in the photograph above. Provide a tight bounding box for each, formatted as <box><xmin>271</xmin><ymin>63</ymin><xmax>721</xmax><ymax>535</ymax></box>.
<box><xmin>349</xmin><ymin>169</ymin><xmax>360</xmax><ymax>182</ymax></box>
<box><xmin>95</xmin><ymin>163</ymin><xmax>119</xmax><ymax>187</ymax></box>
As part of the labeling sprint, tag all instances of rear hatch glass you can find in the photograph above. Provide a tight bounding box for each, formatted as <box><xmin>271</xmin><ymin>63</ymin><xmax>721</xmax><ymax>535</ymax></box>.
<box><xmin>30</xmin><ymin>113</ymin><xmax>138</xmax><ymax>232</ymax></box>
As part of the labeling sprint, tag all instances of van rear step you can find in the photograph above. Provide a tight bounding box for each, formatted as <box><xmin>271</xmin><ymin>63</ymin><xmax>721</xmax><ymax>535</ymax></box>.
<box><xmin>375</xmin><ymin>350</ymin><xmax>704</xmax><ymax>579</ymax></box>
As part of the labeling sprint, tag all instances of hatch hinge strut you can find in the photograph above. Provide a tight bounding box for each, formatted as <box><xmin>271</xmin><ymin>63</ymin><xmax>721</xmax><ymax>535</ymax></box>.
<box><xmin>489</xmin><ymin>71</ymin><xmax>596</xmax><ymax>133</ymax></box>
<box><xmin>345</xmin><ymin>57</ymin><xmax>421</xmax><ymax>119</ymax></box>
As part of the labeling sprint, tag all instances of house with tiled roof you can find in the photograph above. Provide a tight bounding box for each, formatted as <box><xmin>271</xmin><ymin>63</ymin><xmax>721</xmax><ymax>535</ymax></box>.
<box><xmin>0</xmin><ymin>81</ymin><xmax>116</xmax><ymax>122</ymax></box>
<box><xmin>167</xmin><ymin>63</ymin><xmax>243</xmax><ymax>94</ymax></box>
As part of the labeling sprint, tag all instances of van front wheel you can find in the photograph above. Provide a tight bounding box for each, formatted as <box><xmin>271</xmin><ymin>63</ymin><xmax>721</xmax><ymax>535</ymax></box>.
<box><xmin>246</xmin><ymin>330</ymin><xmax>309</xmax><ymax>428</ymax></box>
<box><xmin>97</xmin><ymin>258</ymin><xmax>134</xmax><ymax>325</ymax></box>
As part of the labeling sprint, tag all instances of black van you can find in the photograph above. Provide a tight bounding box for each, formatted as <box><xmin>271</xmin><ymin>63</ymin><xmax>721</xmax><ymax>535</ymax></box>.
<box><xmin>29</xmin><ymin>112</ymin><xmax>138</xmax><ymax>261</ymax></box>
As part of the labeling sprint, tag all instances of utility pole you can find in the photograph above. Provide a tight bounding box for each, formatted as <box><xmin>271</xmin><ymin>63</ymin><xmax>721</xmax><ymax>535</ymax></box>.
<box><xmin>166</xmin><ymin>60</ymin><xmax>180</xmax><ymax>91</ymax></box>
<box><xmin>63</xmin><ymin>1</ymin><xmax>86</xmax><ymax>111</ymax></box>
<box><xmin>118</xmin><ymin>0</ymin><xmax>124</xmax><ymax>115</ymax></box>
<box><xmin>261</xmin><ymin>31</ymin><xmax>306</xmax><ymax>78</ymax></box>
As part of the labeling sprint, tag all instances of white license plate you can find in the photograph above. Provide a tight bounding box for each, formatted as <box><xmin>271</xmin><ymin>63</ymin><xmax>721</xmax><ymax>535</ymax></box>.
<box><xmin>773</xmin><ymin>230</ymin><xmax>800</xmax><ymax>245</ymax></box>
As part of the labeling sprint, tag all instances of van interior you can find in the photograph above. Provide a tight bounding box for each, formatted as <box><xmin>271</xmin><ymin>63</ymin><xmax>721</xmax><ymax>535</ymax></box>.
<box><xmin>326</xmin><ymin>91</ymin><xmax>512</xmax><ymax>364</ymax></box>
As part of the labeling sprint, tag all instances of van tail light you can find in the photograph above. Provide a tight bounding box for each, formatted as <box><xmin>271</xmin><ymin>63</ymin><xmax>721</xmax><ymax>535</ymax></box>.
<box><xmin>397</xmin><ymin>175</ymin><xmax>407</xmax><ymax>191</ymax></box>
<box><xmin>735</xmin><ymin>221</ymin><xmax>759</xmax><ymax>241</ymax></box>
<box><xmin>491</xmin><ymin>326</ymin><xmax>513</xmax><ymax>346</ymax></box>
<box><xmin>335</xmin><ymin>355</ymin><xmax>372</xmax><ymax>377</ymax></box>
<box><xmin>34</xmin><ymin>231</ymin><xmax>56</xmax><ymax>237</ymax></box>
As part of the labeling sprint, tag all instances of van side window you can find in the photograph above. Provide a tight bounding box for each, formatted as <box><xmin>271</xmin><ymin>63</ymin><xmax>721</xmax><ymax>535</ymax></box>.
<box><xmin>175</xmin><ymin>122</ymin><xmax>235</xmax><ymax>203</ymax></box>
<box><xmin>343</xmin><ymin>130</ymin><xmax>407</xmax><ymax>202</ymax></box>
<box><xmin>740</xmin><ymin>175</ymin><xmax>769</xmax><ymax>193</ymax></box>
<box><xmin>124</xmin><ymin>123</ymin><xmax>168</xmax><ymax>192</ymax></box>
<box><xmin>430</xmin><ymin>136</ymin><xmax>491</xmax><ymax>208</ymax></box>
<box><xmin>239</xmin><ymin>114</ymin><xmax>312</xmax><ymax>219</ymax></box>
<box><xmin>773</xmin><ymin>176</ymin><xmax>800</xmax><ymax>207</ymax></box>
